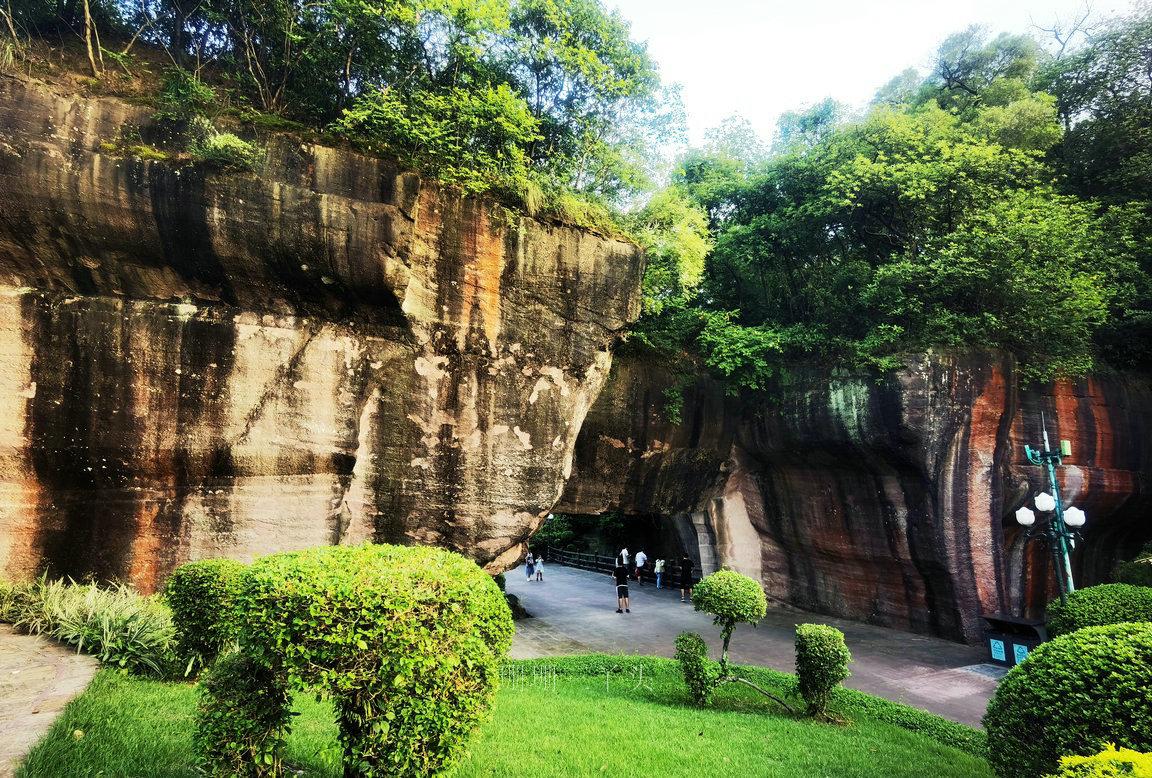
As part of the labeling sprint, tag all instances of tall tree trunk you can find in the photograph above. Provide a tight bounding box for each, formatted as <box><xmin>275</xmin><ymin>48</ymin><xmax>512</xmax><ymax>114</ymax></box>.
<box><xmin>82</xmin><ymin>0</ymin><xmax>99</xmax><ymax>76</ymax></box>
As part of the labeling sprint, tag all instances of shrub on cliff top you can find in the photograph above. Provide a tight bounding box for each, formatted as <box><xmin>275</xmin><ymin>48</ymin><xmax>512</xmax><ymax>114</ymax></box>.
<box><xmin>165</xmin><ymin>559</ymin><xmax>247</xmax><ymax>676</ymax></box>
<box><xmin>984</xmin><ymin>622</ymin><xmax>1152</xmax><ymax>777</ymax></box>
<box><xmin>234</xmin><ymin>543</ymin><xmax>513</xmax><ymax>777</ymax></box>
<box><xmin>1046</xmin><ymin>583</ymin><xmax>1152</xmax><ymax>636</ymax></box>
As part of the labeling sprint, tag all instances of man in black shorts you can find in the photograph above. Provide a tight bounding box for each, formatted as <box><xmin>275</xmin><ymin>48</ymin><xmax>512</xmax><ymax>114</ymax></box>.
<box><xmin>613</xmin><ymin>559</ymin><xmax>631</xmax><ymax>613</ymax></box>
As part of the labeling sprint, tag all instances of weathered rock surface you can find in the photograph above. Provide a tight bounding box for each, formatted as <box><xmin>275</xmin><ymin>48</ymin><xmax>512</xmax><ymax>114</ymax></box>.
<box><xmin>0</xmin><ymin>73</ymin><xmax>642</xmax><ymax>590</ymax></box>
<box><xmin>558</xmin><ymin>353</ymin><xmax>1152</xmax><ymax>643</ymax></box>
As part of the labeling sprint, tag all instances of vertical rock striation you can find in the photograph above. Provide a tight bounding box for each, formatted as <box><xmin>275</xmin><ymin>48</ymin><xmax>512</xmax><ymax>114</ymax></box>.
<box><xmin>0</xmin><ymin>73</ymin><xmax>642</xmax><ymax>590</ymax></box>
<box><xmin>558</xmin><ymin>353</ymin><xmax>1152</xmax><ymax>643</ymax></box>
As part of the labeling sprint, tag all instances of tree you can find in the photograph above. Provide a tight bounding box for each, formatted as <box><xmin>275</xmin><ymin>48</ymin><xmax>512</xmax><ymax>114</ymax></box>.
<box><xmin>1036</xmin><ymin>6</ymin><xmax>1152</xmax><ymax>203</ymax></box>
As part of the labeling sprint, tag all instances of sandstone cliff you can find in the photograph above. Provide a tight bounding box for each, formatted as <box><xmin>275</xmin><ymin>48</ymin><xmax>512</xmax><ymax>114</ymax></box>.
<box><xmin>0</xmin><ymin>72</ymin><xmax>642</xmax><ymax>589</ymax></box>
<box><xmin>558</xmin><ymin>353</ymin><xmax>1152</xmax><ymax>643</ymax></box>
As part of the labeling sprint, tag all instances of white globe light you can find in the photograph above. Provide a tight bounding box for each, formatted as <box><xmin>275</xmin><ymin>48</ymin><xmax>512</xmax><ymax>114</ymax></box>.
<box><xmin>1015</xmin><ymin>506</ymin><xmax>1036</xmax><ymax>526</ymax></box>
<box><xmin>1064</xmin><ymin>506</ymin><xmax>1086</xmax><ymax>528</ymax></box>
<box><xmin>1035</xmin><ymin>492</ymin><xmax>1057</xmax><ymax>512</ymax></box>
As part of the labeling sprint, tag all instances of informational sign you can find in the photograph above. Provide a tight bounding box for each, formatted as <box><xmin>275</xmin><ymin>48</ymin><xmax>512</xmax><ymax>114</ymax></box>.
<box><xmin>1013</xmin><ymin>643</ymin><xmax>1030</xmax><ymax>665</ymax></box>
<box><xmin>990</xmin><ymin>638</ymin><xmax>1006</xmax><ymax>662</ymax></box>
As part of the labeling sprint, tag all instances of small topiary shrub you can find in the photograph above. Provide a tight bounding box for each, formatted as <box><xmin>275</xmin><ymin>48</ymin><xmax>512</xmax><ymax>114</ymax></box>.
<box><xmin>692</xmin><ymin>569</ymin><xmax>767</xmax><ymax>664</ymax></box>
<box><xmin>795</xmin><ymin>623</ymin><xmax>852</xmax><ymax>719</ymax></box>
<box><xmin>1117</xmin><ymin>544</ymin><xmax>1152</xmax><ymax>588</ymax></box>
<box><xmin>1046</xmin><ymin>583</ymin><xmax>1152</xmax><ymax>636</ymax></box>
<box><xmin>675</xmin><ymin>631</ymin><xmax>718</xmax><ymax>705</ymax></box>
<box><xmin>1046</xmin><ymin>744</ymin><xmax>1152</xmax><ymax>777</ymax></box>
<box><xmin>165</xmin><ymin>558</ymin><xmax>247</xmax><ymax>675</ymax></box>
<box><xmin>236</xmin><ymin>543</ymin><xmax>514</xmax><ymax>777</ymax></box>
<box><xmin>195</xmin><ymin>652</ymin><xmax>291</xmax><ymax>777</ymax></box>
<box><xmin>984</xmin><ymin>622</ymin><xmax>1152</xmax><ymax>778</ymax></box>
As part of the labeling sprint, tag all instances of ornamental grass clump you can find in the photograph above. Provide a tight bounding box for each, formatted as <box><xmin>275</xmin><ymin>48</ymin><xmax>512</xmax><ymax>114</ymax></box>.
<box><xmin>165</xmin><ymin>558</ymin><xmax>247</xmax><ymax>676</ymax></box>
<box><xmin>212</xmin><ymin>543</ymin><xmax>513</xmax><ymax>778</ymax></box>
<box><xmin>984</xmin><ymin>622</ymin><xmax>1152</xmax><ymax>778</ymax></box>
<box><xmin>5</xmin><ymin>576</ymin><xmax>175</xmax><ymax>677</ymax></box>
<box><xmin>795</xmin><ymin>624</ymin><xmax>852</xmax><ymax>720</ymax></box>
<box><xmin>1045</xmin><ymin>583</ymin><xmax>1152</xmax><ymax>636</ymax></box>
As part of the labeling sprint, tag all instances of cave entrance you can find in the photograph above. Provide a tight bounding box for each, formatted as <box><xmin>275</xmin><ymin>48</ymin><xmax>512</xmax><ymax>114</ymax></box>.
<box><xmin>528</xmin><ymin>510</ymin><xmax>713</xmax><ymax>583</ymax></box>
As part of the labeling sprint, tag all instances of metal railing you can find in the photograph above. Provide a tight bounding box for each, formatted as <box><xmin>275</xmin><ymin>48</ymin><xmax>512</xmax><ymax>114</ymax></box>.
<box><xmin>543</xmin><ymin>547</ymin><xmax>689</xmax><ymax>583</ymax></box>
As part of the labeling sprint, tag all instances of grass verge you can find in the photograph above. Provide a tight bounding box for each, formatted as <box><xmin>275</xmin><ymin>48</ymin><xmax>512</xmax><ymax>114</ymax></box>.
<box><xmin>19</xmin><ymin>656</ymin><xmax>991</xmax><ymax>777</ymax></box>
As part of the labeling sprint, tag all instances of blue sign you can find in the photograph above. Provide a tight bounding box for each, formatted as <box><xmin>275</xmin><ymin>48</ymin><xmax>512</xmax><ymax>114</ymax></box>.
<box><xmin>1013</xmin><ymin>643</ymin><xmax>1030</xmax><ymax>664</ymax></box>
<box><xmin>990</xmin><ymin>638</ymin><xmax>1006</xmax><ymax>662</ymax></box>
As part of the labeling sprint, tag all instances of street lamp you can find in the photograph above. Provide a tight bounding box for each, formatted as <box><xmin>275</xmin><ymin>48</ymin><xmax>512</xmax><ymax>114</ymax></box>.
<box><xmin>1014</xmin><ymin>415</ymin><xmax>1086</xmax><ymax>605</ymax></box>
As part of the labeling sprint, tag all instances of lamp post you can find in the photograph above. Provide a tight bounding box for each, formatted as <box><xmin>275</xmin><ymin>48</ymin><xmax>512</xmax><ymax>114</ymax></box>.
<box><xmin>1014</xmin><ymin>416</ymin><xmax>1086</xmax><ymax>606</ymax></box>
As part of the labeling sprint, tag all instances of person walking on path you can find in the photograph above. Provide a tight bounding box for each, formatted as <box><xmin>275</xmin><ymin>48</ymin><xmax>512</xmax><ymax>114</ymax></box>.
<box><xmin>612</xmin><ymin>559</ymin><xmax>631</xmax><ymax>613</ymax></box>
<box><xmin>525</xmin><ymin>552</ymin><xmax>535</xmax><ymax>582</ymax></box>
<box><xmin>679</xmin><ymin>554</ymin><xmax>694</xmax><ymax>602</ymax></box>
<box><xmin>634</xmin><ymin>549</ymin><xmax>648</xmax><ymax>585</ymax></box>
<box><xmin>654</xmin><ymin>558</ymin><xmax>665</xmax><ymax>589</ymax></box>
<box><xmin>535</xmin><ymin>555</ymin><xmax>544</xmax><ymax>581</ymax></box>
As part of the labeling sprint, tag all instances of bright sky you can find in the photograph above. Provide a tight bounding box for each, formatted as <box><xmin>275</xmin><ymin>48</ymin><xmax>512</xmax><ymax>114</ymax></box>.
<box><xmin>610</xmin><ymin>0</ymin><xmax>1141</xmax><ymax>145</ymax></box>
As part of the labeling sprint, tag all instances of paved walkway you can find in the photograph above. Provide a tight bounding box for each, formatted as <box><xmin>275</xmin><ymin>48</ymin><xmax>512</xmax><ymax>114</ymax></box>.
<box><xmin>0</xmin><ymin>626</ymin><xmax>97</xmax><ymax>777</ymax></box>
<box><xmin>507</xmin><ymin>564</ymin><xmax>1002</xmax><ymax>726</ymax></box>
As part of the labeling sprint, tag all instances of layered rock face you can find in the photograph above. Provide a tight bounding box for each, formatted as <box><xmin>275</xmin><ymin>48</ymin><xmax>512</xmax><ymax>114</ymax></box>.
<box><xmin>558</xmin><ymin>353</ymin><xmax>1152</xmax><ymax>643</ymax></box>
<box><xmin>0</xmin><ymin>73</ymin><xmax>641</xmax><ymax>590</ymax></box>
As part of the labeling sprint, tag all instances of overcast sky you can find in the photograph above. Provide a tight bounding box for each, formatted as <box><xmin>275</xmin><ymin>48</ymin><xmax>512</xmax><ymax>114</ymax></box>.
<box><xmin>610</xmin><ymin>0</ymin><xmax>1141</xmax><ymax>145</ymax></box>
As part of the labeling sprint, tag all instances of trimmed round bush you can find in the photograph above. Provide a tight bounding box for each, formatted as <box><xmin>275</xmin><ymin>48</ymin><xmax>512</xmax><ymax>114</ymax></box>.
<box><xmin>237</xmin><ymin>543</ymin><xmax>514</xmax><ymax>777</ymax></box>
<box><xmin>692</xmin><ymin>569</ymin><xmax>767</xmax><ymax>646</ymax></box>
<box><xmin>165</xmin><ymin>559</ymin><xmax>247</xmax><ymax>675</ymax></box>
<box><xmin>195</xmin><ymin>652</ymin><xmax>291</xmax><ymax>777</ymax></box>
<box><xmin>795</xmin><ymin>623</ymin><xmax>852</xmax><ymax>719</ymax></box>
<box><xmin>984</xmin><ymin>622</ymin><xmax>1152</xmax><ymax>778</ymax></box>
<box><xmin>675</xmin><ymin>631</ymin><xmax>717</xmax><ymax>706</ymax></box>
<box><xmin>1046</xmin><ymin>583</ymin><xmax>1152</xmax><ymax>636</ymax></box>
<box><xmin>1117</xmin><ymin>544</ymin><xmax>1152</xmax><ymax>588</ymax></box>
<box><xmin>1046</xmin><ymin>744</ymin><xmax>1152</xmax><ymax>777</ymax></box>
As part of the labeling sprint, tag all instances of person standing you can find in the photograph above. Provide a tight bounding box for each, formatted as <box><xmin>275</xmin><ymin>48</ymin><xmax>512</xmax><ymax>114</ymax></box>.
<box><xmin>654</xmin><ymin>558</ymin><xmax>665</xmax><ymax>589</ymax></box>
<box><xmin>525</xmin><ymin>551</ymin><xmax>535</xmax><ymax>582</ymax></box>
<box><xmin>619</xmin><ymin>547</ymin><xmax>629</xmax><ymax>567</ymax></box>
<box><xmin>612</xmin><ymin>558</ymin><xmax>631</xmax><ymax>613</ymax></box>
<box><xmin>535</xmin><ymin>555</ymin><xmax>544</xmax><ymax>581</ymax></box>
<box><xmin>634</xmin><ymin>549</ymin><xmax>648</xmax><ymax>586</ymax></box>
<box><xmin>679</xmin><ymin>554</ymin><xmax>694</xmax><ymax>603</ymax></box>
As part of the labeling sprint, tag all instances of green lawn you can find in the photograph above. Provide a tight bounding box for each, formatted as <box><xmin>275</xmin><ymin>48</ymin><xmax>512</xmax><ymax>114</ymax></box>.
<box><xmin>19</xmin><ymin>658</ymin><xmax>992</xmax><ymax>778</ymax></box>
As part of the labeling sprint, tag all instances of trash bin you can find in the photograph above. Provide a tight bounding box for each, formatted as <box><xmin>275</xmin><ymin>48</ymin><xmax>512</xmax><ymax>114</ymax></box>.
<box><xmin>981</xmin><ymin>614</ymin><xmax>1048</xmax><ymax>667</ymax></box>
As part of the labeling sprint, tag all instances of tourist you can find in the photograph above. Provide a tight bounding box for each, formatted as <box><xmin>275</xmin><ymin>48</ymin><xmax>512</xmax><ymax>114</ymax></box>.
<box><xmin>619</xmin><ymin>547</ymin><xmax>629</xmax><ymax>567</ymax></box>
<box><xmin>654</xmin><ymin>558</ymin><xmax>665</xmax><ymax>589</ymax></box>
<box><xmin>612</xmin><ymin>558</ymin><xmax>631</xmax><ymax>613</ymax></box>
<box><xmin>634</xmin><ymin>549</ymin><xmax>647</xmax><ymax>585</ymax></box>
<box><xmin>535</xmin><ymin>555</ymin><xmax>544</xmax><ymax>581</ymax></box>
<box><xmin>679</xmin><ymin>554</ymin><xmax>694</xmax><ymax>603</ymax></box>
<box><xmin>526</xmin><ymin>551</ymin><xmax>535</xmax><ymax>582</ymax></box>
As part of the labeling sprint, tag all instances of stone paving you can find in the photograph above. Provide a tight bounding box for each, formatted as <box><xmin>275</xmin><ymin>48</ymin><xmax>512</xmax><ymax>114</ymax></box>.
<box><xmin>507</xmin><ymin>563</ymin><xmax>1003</xmax><ymax>726</ymax></box>
<box><xmin>0</xmin><ymin>626</ymin><xmax>97</xmax><ymax>777</ymax></box>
